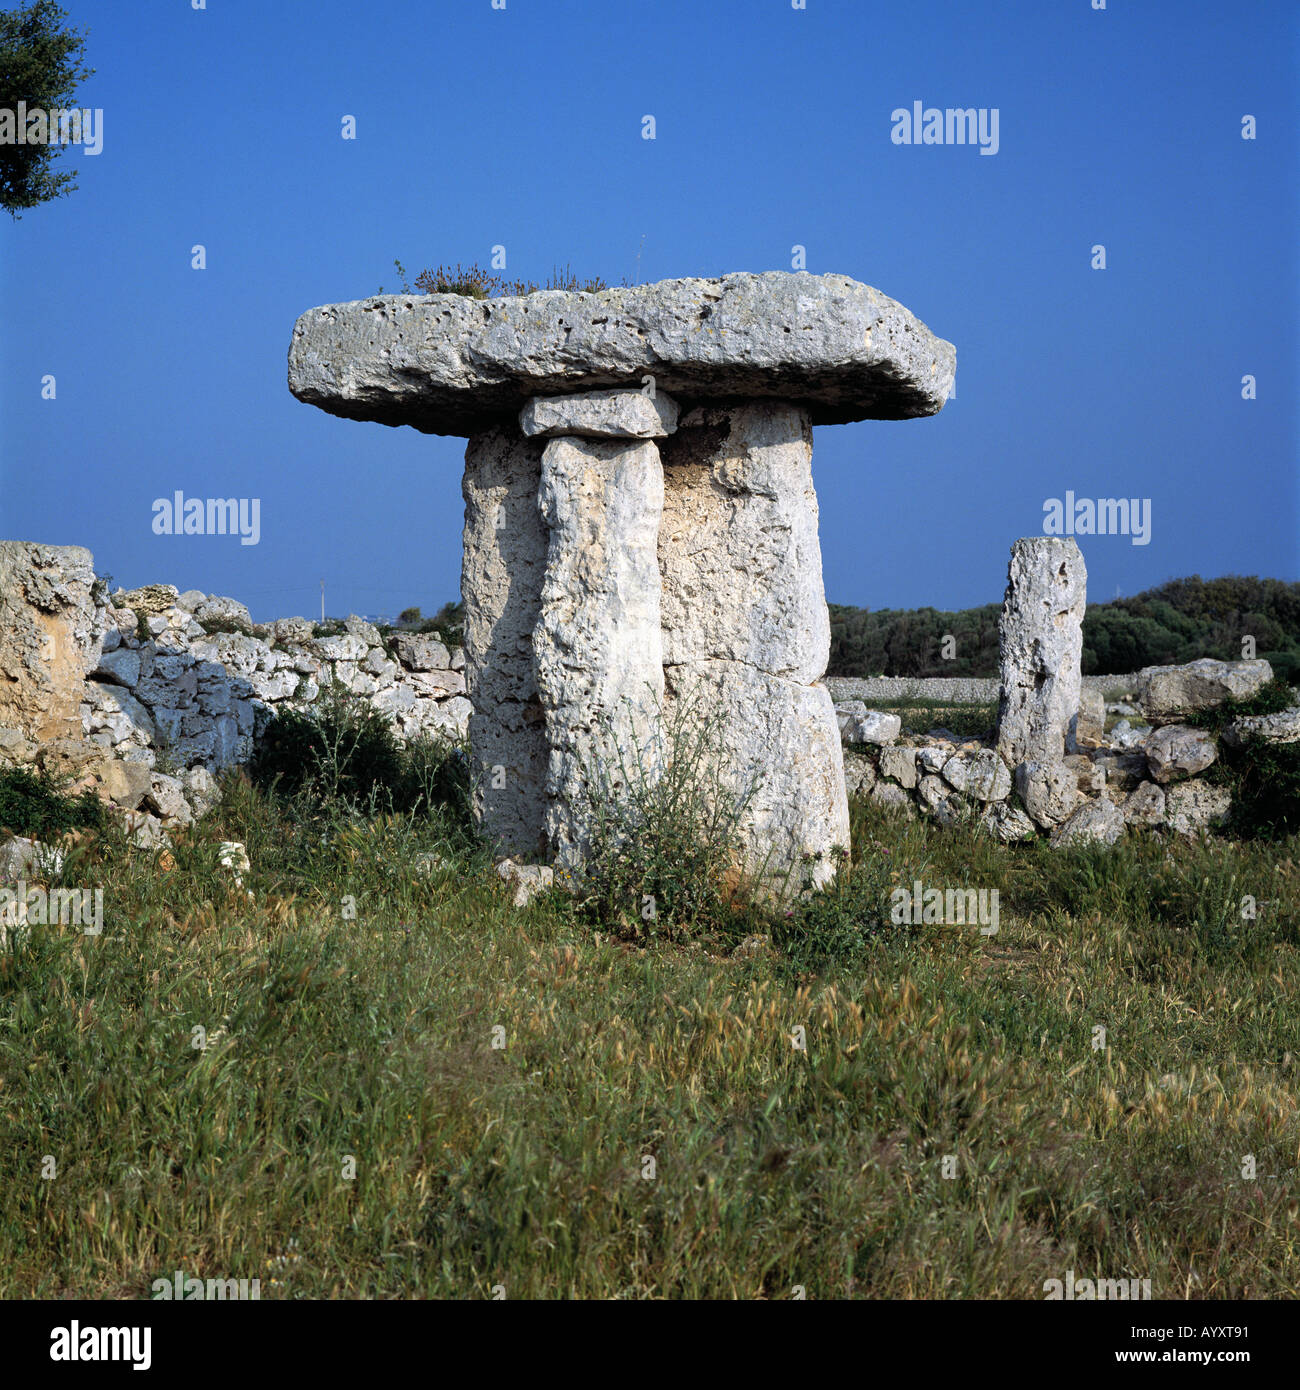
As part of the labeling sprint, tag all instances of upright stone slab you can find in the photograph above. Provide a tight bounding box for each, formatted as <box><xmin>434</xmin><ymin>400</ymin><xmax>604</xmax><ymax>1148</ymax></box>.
<box><xmin>658</xmin><ymin>402</ymin><xmax>849</xmax><ymax>892</ymax></box>
<box><xmin>461</xmin><ymin>428</ymin><xmax>549</xmax><ymax>855</ymax></box>
<box><xmin>534</xmin><ymin>435</ymin><xmax>666</xmax><ymax>866</ymax></box>
<box><xmin>996</xmin><ymin>538</ymin><xmax>1087</xmax><ymax>767</ymax></box>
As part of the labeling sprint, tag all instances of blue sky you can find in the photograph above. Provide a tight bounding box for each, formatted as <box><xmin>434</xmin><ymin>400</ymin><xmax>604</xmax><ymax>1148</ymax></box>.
<box><xmin>2</xmin><ymin>0</ymin><xmax>1296</xmax><ymax>622</ymax></box>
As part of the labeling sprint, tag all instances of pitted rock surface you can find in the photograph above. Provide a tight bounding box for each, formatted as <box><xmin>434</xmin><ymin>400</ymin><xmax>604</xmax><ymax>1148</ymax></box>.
<box><xmin>289</xmin><ymin>272</ymin><xmax>955</xmax><ymax>436</ymax></box>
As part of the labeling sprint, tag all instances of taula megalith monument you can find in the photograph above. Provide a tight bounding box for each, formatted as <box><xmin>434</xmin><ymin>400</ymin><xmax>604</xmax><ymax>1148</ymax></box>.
<box><xmin>288</xmin><ymin>271</ymin><xmax>955</xmax><ymax>890</ymax></box>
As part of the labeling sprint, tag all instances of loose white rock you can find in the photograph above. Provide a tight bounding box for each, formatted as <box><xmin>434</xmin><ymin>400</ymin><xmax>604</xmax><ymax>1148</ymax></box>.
<box><xmin>1144</xmin><ymin>725</ymin><xmax>1217</xmax><ymax>784</ymax></box>
<box><xmin>1051</xmin><ymin>798</ymin><xmax>1125</xmax><ymax>848</ymax></box>
<box><xmin>1164</xmin><ymin>780</ymin><xmax>1232</xmax><ymax>835</ymax></box>
<box><xmin>1014</xmin><ymin>759</ymin><xmax>1081</xmax><ymax>829</ymax></box>
<box><xmin>1136</xmin><ymin>658</ymin><xmax>1273</xmax><ymax>725</ymax></box>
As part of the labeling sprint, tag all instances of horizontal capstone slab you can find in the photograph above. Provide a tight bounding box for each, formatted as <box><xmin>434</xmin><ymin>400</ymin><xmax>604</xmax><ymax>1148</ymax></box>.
<box><xmin>288</xmin><ymin>272</ymin><xmax>955</xmax><ymax>437</ymax></box>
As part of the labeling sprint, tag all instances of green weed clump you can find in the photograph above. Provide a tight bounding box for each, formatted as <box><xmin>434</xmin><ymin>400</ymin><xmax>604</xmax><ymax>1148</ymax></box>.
<box><xmin>1185</xmin><ymin>678</ymin><xmax>1300</xmax><ymax>839</ymax></box>
<box><xmin>0</xmin><ymin>765</ymin><xmax>105</xmax><ymax>839</ymax></box>
<box><xmin>380</xmin><ymin>599</ymin><xmax>464</xmax><ymax>651</ymax></box>
<box><xmin>384</xmin><ymin>259</ymin><xmax>615</xmax><ymax>299</ymax></box>
<box><xmin>248</xmin><ymin>679</ymin><xmax>468</xmax><ymax>825</ymax></box>
<box><xmin>565</xmin><ymin>692</ymin><xmax>762</xmax><ymax>941</ymax></box>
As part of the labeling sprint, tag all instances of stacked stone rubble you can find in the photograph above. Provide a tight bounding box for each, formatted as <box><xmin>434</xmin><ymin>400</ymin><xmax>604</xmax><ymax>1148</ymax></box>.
<box><xmin>0</xmin><ymin>543</ymin><xmax>473</xmax><ymax>845</ymax></box>
<box><xmin>826</xmin><ymin>539</ymin><xmax>1294</xmax><ymax>845</ymax></box>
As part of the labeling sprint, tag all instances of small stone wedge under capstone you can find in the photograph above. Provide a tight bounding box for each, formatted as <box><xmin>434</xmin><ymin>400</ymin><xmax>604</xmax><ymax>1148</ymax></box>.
<box><xmin>519</xmin><ymin>388</ymin><xmax>679</xmax><ymax>440</ymax></box>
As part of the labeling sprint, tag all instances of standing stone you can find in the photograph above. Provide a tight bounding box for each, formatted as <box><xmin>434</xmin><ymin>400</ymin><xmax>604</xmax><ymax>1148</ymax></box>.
<box><xmin>658</xmin><ymin>402</ymin><xmax>848</xmax><ymax>892</ymax></box>
<box><xmin>996</xmin><ymin>538</ymin><xmax>1087</xmax><ymax>767</ymax></box>
<box><xmin>289</xmin><ymin>272</ymin><xmax>956</xmax><ymax>898</ymax></box>
<box><xmin>665</xmin><ymin>662</ymin><xmax>849</xmax><ymax>889</ymax></box>
<box><xmin>533</xmin><ymin>435</ymin><xmax>665</xmax><ymax>866</ymax></box>
<box><xmin>461</xmin><ymin>428</ymin><xmax>549</xmax><ymax>856</ymax></box>
<box><xmin>660</xmin><ymin>404</ymin><xmax>828</xmax><ymax>682</ymax></box>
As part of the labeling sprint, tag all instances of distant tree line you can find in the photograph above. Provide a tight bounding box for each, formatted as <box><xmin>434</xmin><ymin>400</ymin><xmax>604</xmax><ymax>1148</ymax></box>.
<box><xmin>828</xmin><ymin>576</ymin><xmax>1300</xmax><ymax>682</ymax></box>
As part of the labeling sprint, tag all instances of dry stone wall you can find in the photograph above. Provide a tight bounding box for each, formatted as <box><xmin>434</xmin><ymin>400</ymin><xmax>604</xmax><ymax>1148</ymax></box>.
<box><xmin>829</xmin><ymin>540</ymin><xmax>1293</xmax><ymax>846</ymax></box>
<box><xmin>0</xmin><ymin>542</ymin><xmax>471</xmax><ymax>845</ymax></box>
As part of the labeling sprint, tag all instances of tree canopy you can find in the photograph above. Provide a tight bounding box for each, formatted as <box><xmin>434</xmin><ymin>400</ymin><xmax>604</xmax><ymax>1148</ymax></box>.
<box><xmin>828</xmin><ymin>575</ymin><xmax>1300</xmax><ymax>681</ymax></box>
<box><xmin>0</xmin><ymin>1</ymin><xmax>94</xmax><ymax>217</ymax></box>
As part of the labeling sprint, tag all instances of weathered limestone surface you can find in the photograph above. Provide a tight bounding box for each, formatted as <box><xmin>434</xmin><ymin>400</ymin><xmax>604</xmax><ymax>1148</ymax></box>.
<box><xmin>996</xmin><ymin>538</ymin><xmax>1087</xmax><ymax>767</ymax></box>
<box><xmin>1068</xmin><ymin>686</ymin><xmax>1106</xmax><ymax>751</ymax></box>
<box><xmin>1165</xmin><ymin>779</ymin><xmax>1233</xmax><ymax>835</ymax></box>
<box><xmin>0</xmin><ymin>542</ymin><xmax>104</xmax><ymax>743</ymax></box>
<box><xmin>658</xmin><ymin>402</ymin><xmax>848</xmax><ymax>890</ymax></box>
<box><xmin>288</xmin><ymin>272</ymin><xmax>956</xmax><ymax>436</ymax></box>
<box><xmin>1137</xmin><ymin>658</ymin><xmax>1273</xmax><ymax>724</ymax></box>
<box><xmin>659</xmin><ymin>404</ymin><xmax>828</xmax><ymax>684</ymax></box>
<box><xmin>461</xmin><ymin>428</ymin><xmax>550</xmax><ymax>855</ymax></box>
<box><xmin>520</xmin><ymin>388</ymin><xmax>679</xmax><ymax>440</ymax></box>
<box><xmin>534</xmin><ymin>436</ymin><xmax>666</xmax><ymax>865</ymax></box>
<box><xmin>1223</xmin><ymin>703</ymin><xmax>1300</xmax><ymax>747</ymax></box>
<box><xmin>666</xmin><ymin>661</ymin><xmax>848</xmax><ymax>890</ymax></box>
<box><xmin>1144</xmin><ymin>725</ymin><xmax>1217</xmax><ymax>784</ymax></box>
<box><xmin>1051</xmin><ymin>797</ymin><xmax>1125</xmax><ymax>848</ymax></box>
<box><xmin>1015</xmin><ymin>759</ymin><xmax>1082</xmax><ymax>829</ymax></box>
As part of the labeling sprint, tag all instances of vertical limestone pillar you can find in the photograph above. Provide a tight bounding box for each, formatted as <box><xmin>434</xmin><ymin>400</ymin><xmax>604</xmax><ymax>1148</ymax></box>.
<box><xmin>461</xmin><ymin>428</ymin><xmax>550</xmax><ymax>855</ymax></box>
<box><xmin>657</xmin><ymin>402</ymin><xmax>849</xmax><ymax>893</ymax></box>
<box><xmin>996</xmin><ymin>537</ymin><xmax>1087</xmax><ymax>767</ymax></box>
<box><xmin>532</xmin><ymin>433</ymin><xmax>666</xmax><ymax>867</ymax></box>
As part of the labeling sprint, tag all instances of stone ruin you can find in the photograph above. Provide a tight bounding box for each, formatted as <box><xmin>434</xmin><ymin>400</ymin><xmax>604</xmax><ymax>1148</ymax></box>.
<box><xmin>288</xmin><ymin>271</ymin><xmax>956</xmax><ymax>889</ymax></box>
<box><xmin>830</xmin><ymin>537</ymin><xmax>1288</xmax><ymax>843</ymax></box>
<box><xmin>2</xmin><ymin>275</ymin><xmax>1291</xmax><ymax>880</ymax></box>
<box><xmin>0</xmin><ymin>529</ymin><xmax>1291</xmax><ymax>866</ymax></box>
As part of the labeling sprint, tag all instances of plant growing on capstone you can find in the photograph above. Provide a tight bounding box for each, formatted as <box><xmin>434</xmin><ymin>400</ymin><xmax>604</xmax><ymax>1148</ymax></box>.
<box><xmin>382</xmin><ymin>259</ymin><xmax>618</xmax><ymax>299</ymax></box>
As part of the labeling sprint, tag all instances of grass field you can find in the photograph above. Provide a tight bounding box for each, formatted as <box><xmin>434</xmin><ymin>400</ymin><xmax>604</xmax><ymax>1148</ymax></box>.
<box><xmin>1</xmin><ymin>748</ymin><xmax>1297</xmax><ymax>1300</ymax></box>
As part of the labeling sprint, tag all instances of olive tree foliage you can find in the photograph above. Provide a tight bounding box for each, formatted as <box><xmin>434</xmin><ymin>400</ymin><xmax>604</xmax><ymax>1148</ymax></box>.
<box><xmin>0</xmin><ymin>1</ymin><xmax>94</xmax><ymax>217</ymax></box>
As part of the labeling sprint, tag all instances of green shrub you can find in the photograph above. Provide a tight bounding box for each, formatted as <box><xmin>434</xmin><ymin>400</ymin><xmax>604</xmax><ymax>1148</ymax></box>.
<box><xmin>1184</xmin><ymin>678</ymin><xmax>1300</xmax><ymax>839</ymax></box>
<box><xmin>198</xmin><ymin>618</ymin><xmax>250</xmax><ymax>637</ymax></box>
<box><xmin>566</xmin><ymin>691</ymin><xmax>761</xmax><ymax>940</ymax></box>
<box><xmin>770</xmin><ymin>846</ymin><xmax>892</xmax><ymax>973</ymax></box>
<box><xmin>0</xmin><ymin>765</ymin><xmax>105</xmax><ymax>839</ymax></box>
<box><xmin>248</xmin><ymin>679</ymin><xmax>467</xmax><ymax>821</ymax></box>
